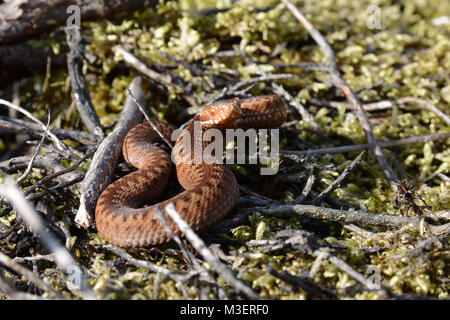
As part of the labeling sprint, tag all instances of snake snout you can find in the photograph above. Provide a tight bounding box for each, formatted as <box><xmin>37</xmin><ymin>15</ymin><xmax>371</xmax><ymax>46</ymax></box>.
<box><xmin>199</xmin><ymin>98</ymin><xmax>242</xmax><ymax>127</ymax></box>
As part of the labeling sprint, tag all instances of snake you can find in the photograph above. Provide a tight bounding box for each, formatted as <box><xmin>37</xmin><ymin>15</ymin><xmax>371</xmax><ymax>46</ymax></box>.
<box><xmin>95</xmin><ymin>95</ymin><xmax>287</xmax><ymax>247</ymax></box>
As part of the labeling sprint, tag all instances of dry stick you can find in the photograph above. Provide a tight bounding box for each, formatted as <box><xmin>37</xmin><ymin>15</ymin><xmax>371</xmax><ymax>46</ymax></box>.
<box><xmin>312</xmin><ymin>248</ymin><xmax>386</xmax><ymax>294</ymax></box>
<box><xmin>75</xmin><ymin>77</ymin><xmax>145</xmax><ymax>227</ymax></box>
<box><xmin>102</xmin><ymin>245</ymin><xmax>200</xmax><ymax>298</ymax></box>
<box><xmin>0</xmin><ymin>177</ymin><xmax>96</xmax><ymax>300</ymax></box>
<box><xmin>267</xmin><ymin>266</ymin><xmax>336</xmax><ymax>299</ymax></box>
<box><xmin>0</xmin><ymin>155</ymin><xmax>84</xmax><ymax>184</ymax></box>
<box><xmin>396</xmin><ymin>97</ymin><xmax>450</xmax><ymax>126</ymax></box>
<box><xmin>13</xmin><ymin>254</ymin><xmax>55</xmax><ymax>263</ymax></box>
<box><xmin>271</xmin><ymin>82</ymin><xmax>319</xmax><ymax>130</ymax></box>
<box><xmin>164</xmin><ymin>203</ymin><xmax>261</xmax><ymax>300</ymax></box>
<box><xmin>309</xmin><ymin>97</ymin><xmax>450</xmax><ymax>126</ymax></box>
<box><xmin>154</xmin><ymin>207</ymin><xmax>198</xmax><ymax>268</ymax></box>
<box><xmin>281</xmin><ymin>0</ymin><xmax>400</xmax><ymax>190</ymax></box>
<box><xmin>113</xmin><ymin>46</ymin><xmax>198</xmax><ymax>108</ymax></box>
<box><xmin>0</xmin><ymin>99</ymin><xmax>68</xmax><ymax>154</ymax></box>
<box><xmin>0</xmin><ymin>251</ymin><xmax>64</xmax><ymax>299</ymax></box>
<box><xmin>0</xmin><ymin>115</ymin><xmax>96</xmax><ymax>145</ymax></box>
<box><xmin>223</xmin><ymin>203</ymin><xmax>449</xmax><ymax>235</ymax></box>
<box><xmin>154</xmin><ymin>207</ymin><xmax>228</xmax><ymax>299</ymax></box>
<box><xmin>209</xmin><ymin>73</ymin><xmax>295</xmax><ymax>104</ymax></box>
<box><xmin>26</xmin><ymin>177</ymin><xmax>85</xmax><ymax>201</ymax></box>
<box><xmin>126</xmin><ymin>89</ymin><xmax>174</xmax><ymax>148</ymax></box>
<box><xmin>0</xmin><ymin>275</ymin><xmax>46</xmax><ymax>300</ymax></box>
<box><xmin>312</xmin><ymin>151</ymin><xmax>365</xmax><ymax>205</ymax></box>
<box><xmin>66</xmin><ymin>27</ymin><xmax>104</xmax><ymax>139</ymax></box>
<box><xmin>23</xmin><ymin>151</ymin><xmax>94</xmax><ymax>197</ymax></box>
<box><xmin>293</xmin><ymin>174</ymin><xmax>315</xmax><ymax>204</ymax></box>
<box><xmin>16</xmin><ymin>112</ymin><xmax>51</xmax><ymax>183</ymax></box>
<box><xmin>280</xmin><ymin>132</ymin><xmax>450</xmax><ymax>157</ymax></box>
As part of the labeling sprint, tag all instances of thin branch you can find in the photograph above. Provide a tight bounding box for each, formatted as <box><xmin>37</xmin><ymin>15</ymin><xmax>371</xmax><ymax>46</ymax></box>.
<box><xmin>293</xmin><ymin>174</ymin><xmax>315</xmax><ymax>204</ymax></box>
<box><xmin>268</xmin><ymin>266</ymin><xmax>336</xmax><ymax>299</ymax></box>
<box><xmin>16</xmin><ymin>112</ymin><xmax>51</xmax><ymax>183</ymax></box>
<box><xmin>0</xmin><ymin>115</ymin><xmax>96</xmax><ymax>145</ymax></box>
<box><xmin>271</xmin><ymin>82</ymin><xmax>319</xmax><ymax>130</ymax></box>
<box><xmin>76</xmin><ymin>77</ymin><xmax>145</xmax><ymax>227</ymax></box>
<box><xmin>396</xmin><ymin>97</ymin><xmax>450</xmax><ymax>126</ymax></box>
<box><xmin>0</xmin><ymin>98</ymin><xmax>69</xmax><ymax>154</ymax></box>
<box><xmin>154</xmin><ymin>207</ymin><xmax>228</xmax><ymax>299</ymax></box>
<box><xmin>0</xmin><ymin>177</ymin><xmax>96</xmax><ymax>300</ymax></box>
<box><xmin>281</xmin><ymin>132</ymin><xmax>450</xmax><ymax>157</ymax></box>
<box><xmin>312</xmin><ymin>151</ymin><xmax>365</xmax><ymax>204</ymax></box>
<box><xmin>309</xmin><ymin>97</ymin><xmax>450</xmax><ymax>126</ymax></box>
<box><xmin>113</xmin><ymin>46</ymin><xmax>198</xmax><ymax>107</ymax></box>
<box><xmin>66</xmin><ymin>26</ymin><xmax>104</xmax><ymax>139</ymax></box>
<box><xmin>222</xmin><ymin>203</ymin><xmax>447</xmax><ymax>234</ymax></box>
<box><xmin>164</xmin><ymin>203</ymin><xmax>261</xmax><ymax>300</ymax></box>
<box><xmin>0</xmin><ymin>251</ymin><xmax>64</xmax><ymax>299</ymax></box>
<box><xmin>126</xmin><ymin>88</ymin><xmax>173</xmax><ymax>148</ymax></box>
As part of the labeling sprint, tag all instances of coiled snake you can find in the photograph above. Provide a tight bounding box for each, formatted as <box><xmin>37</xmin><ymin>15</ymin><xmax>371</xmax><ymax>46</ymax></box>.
<box><xmin>95</xmin><ymin>95</ymin><xmax>286</xmax><ymax>247</ymax></box>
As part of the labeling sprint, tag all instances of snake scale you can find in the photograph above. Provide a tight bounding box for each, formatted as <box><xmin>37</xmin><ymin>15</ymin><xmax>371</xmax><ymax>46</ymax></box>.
<box><xmin>95</xmin><ymin>95</ymin><xmax>287</xmax><ymax>247</ymax></box>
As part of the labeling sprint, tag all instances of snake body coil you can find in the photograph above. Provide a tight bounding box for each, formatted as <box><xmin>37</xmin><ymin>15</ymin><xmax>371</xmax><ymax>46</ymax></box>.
<box><xmin>95</xmin><ymin>95</ymin><xmax>286</xmax><ymax>247</ymax></box>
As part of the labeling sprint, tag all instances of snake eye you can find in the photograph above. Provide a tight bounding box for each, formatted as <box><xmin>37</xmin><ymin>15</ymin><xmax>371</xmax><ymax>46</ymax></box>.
<box><xmin>199</xmin><ymin>98</ymin><xmax>242</xmax><ymax>127</ymax></box>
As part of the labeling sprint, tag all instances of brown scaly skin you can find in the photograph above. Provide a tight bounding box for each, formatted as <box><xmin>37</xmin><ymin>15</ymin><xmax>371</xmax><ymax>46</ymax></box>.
<box><xmin>95</xmin><ymin>95</ymin><xmax>287</xmax><ymax>247</ymax></box>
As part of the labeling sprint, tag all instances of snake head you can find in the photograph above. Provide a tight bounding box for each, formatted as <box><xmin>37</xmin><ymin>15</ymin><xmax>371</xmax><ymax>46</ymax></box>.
<box><xmin>199</xmin><ymin>98</ymin><xmax>242</xmax><ymax>128</ymax></box>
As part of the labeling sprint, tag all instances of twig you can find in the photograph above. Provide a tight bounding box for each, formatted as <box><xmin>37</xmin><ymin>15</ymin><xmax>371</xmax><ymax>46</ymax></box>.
<box><xmin>313</xmin><ymin>248</ymin><xmax>386</xmax><ymax>296</ymax></box>
<box><xmin>293</xmin><ymin>174</ymin><xmax>315</xmax><ymax>204</ymax></box>
<box><xmin>396</xmin><ymin>97</ymin><xmax>450</xmax><ymax>126</ymax></box>
<box><xmin>76</xmin><ymin>77</ymin><xmax>145</xmax><ymax>227</ymax></box>
<box><xmin>102</xmin><ymin>245</ymin><xmax>195</xmax><ymax>282</ymax></box>
<box><xmin>0</xmin><ymin>155</ymin><xmax>84</xmax><ymax>185</ymax></box>
<box><xmin>23</xmin><ymin>151</ymin><xmax>94</xmax><ymax>197</ymax></box>
<box><xmin>209</xmin><ymin>73</ymin><xmax>294</xmax><ymax>104</ymax></box>
<box><xmin>154</xmin><ymin>207</ymin><xmax>198</xmax><ymax>268</ymax></box>
<box><xmin>268</xmin><ymin>266</ymin><xmax>336</xmax><ymax>299</ymax></box>
<box><xmin>312</xmin><ymin>151</ymin><xmax>365</xmax><ymax>204</ymax></box>
<box><xmin>0</xmin><ymin>177</ymin><xmax>96</xmax><ymax>300</ymax></box>
<box><xmin>0</xmin><ymin>115</ymin><xmax>96</xmax><ymax>145</ymax></box>
<box><xmin>16</xmin><ymin>112</ymin><xmax>51</xmax><ymax>183</ymax></box>
<box><xmin>309</xmin><ymin>97</ymin><xmax>450</xmax><ymax>126</ymax></box>
<box><xmin>126</xmin><ymin>88</ymin><xmax>173</xmax><ymax>148</ymax></box>
<box><xmin>113</xmin><ymin>46</ymin><xmax>198</xmax><ymax>107</ymax></box>
<box><xmin>272</xmin><ymin>62</ymin><xmax>330</xmax><ymax>72</ymax></box>
<box><xmin>0</xmin><ymin>251</ymin><xmax>64</xmax><ymax>299</ymax></box>
<box><xmin>103</xmin><ymin>244</ymin><xmax>203</xmax><ymax>299</ymax></box>
<box><xmin>163</xmin><ymin>203</ymin><xmax>261</xmax><ymax>299</ymax></box>
<box><xmin>271</xmin><ymin>82</ymin><xmax>319</xmax><ymax>130</ymax></box>
<box><xmin>154</xmin><ymin>207</ymin><xmax>228</xmax><ymax>299</ymax></box>
<box><xmin>66</xmin><ymin>26</ymin><xmax>104</xmax><ymax>139</ymax></box>
<box><xmin>0</xmin><ymin>98</ymin><xmax>69</xmax><ymax>154</ymax></box>
<box><xmin>222</xmin><ymin>203</ymin><xmax>448</xmax><ymax>234</ymax></box>
<box><xmin>280</xmin><ymin>132</ymin><xmax>450</xmax><ymax>157</ymax></box>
